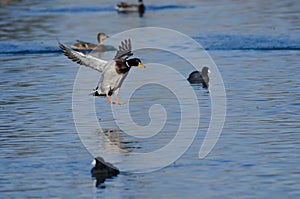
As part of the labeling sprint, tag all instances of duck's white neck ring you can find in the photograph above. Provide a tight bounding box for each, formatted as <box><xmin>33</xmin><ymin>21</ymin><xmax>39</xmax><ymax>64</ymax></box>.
<box><xmin>125</xmin><ymin>61</ymin><xmax>130</xmax><ymax>68</ymax></box>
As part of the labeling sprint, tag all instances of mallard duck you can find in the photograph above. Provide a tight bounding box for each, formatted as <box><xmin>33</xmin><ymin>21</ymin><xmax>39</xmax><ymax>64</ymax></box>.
<box><xmin>71</xmin><ymin>32</ymin><xmax>109</xmax><ymax>50</ymax></box>
<box><xmin>187</xmin><ymin>66</ymin><xmax>210</xmax><ymax>88</ymax></box>
<box><xmin>59</xmin><ymin>39</ymin><xmax>144</xmax><ymax>104</ymax></box>
<box><xmin>115</xmin><ymin>0</ymin><xmax>145</xmax><ymax>17</ymax></box>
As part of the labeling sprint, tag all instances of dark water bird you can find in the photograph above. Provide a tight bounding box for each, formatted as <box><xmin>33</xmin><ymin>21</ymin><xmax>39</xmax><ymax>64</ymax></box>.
<box><xmin>71</xmin><ymin>32</ymin><xmax>109</xmax><ymax>50</ymax></box>
<box><xmin>115</xmin><ymin>0</ymin><xmax>145</xmax><ymax>17</ymax></box>
<box><xmin>91</xmin><ymin>157</ymin><xmax>120</xmax><ymax>187</ymax></box>
<box><xmin>59</xmin><ymin>39</ymin><xmax>144</xmax><ymax>104</ymax></box>
<box><xmin>187</xmin><ymin>66</ymin><xmax>210</xmax><ymax>88</ymax></box>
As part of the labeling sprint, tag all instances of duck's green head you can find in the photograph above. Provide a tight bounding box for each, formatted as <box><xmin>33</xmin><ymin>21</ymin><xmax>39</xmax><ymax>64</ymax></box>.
<box><xmin>127</xmin><ymin>58</ymin><xmax>144</xmax><ymax>68</ymax></box>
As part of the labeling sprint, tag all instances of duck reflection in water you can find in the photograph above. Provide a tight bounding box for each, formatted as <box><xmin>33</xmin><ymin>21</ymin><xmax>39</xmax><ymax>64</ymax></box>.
<box><xmin>102</xmin><ymin>128</ymin><xmax>142</xmax><ymax>151</ymax></box>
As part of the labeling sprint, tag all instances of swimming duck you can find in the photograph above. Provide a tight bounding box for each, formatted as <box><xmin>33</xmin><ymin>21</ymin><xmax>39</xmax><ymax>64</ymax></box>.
<box><xmin>59</xmin><ymin>39</ymin><xmax>144</xmax><ymax>104</ymax></box>
<box><xmin>72</xmin><ymin>32</ymin><xmax>109</xmax><ymax>50</ymax></box>
<box><xmin>115</xmin><ymin>0</ymin><xmax>145</xmax><ymax>17</ymax></box>
<box><xmin>91</xmin><ymin>157</ymin><xmax>120</xmax><ymax>187</ymax></box>
<box><xmin>91</xmin><ymin>157</ymin><xmax>120</xmax><ymax>176</ymax></box>
<box><xmin>187</xmin><ymin>66</ymin><xmax>210</xmax><ymax>88</ymax></box>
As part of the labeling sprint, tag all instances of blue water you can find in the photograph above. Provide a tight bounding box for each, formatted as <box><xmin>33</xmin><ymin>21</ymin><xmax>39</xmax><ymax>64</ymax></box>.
<box><xmin>1</xmin><ymin>0</ymin><xmax>300</xmax><ymax>198</ymax></box>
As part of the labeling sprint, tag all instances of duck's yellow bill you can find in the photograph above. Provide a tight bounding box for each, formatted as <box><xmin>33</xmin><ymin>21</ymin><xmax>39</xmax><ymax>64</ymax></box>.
<box><xmin>138</xmin><ymin>62</ymin><xmax>145</xmax><ymax>68</ymax></box>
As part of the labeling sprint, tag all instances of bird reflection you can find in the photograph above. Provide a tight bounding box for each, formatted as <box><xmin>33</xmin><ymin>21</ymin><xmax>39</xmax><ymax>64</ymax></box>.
<box><xmin>102</xmin><ymin>128</ymin><xmax>142</xmax><ymax>151</ymax></box>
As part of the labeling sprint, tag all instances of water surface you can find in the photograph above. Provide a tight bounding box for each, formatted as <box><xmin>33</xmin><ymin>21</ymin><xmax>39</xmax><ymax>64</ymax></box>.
<box><xmin>1</xmin><ymin>0</ymin><xmax>300</xmax><ymax>198</ymax></box>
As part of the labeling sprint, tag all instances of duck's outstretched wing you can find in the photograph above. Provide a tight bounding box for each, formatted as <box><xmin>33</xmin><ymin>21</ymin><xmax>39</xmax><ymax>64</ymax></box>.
<box><xmin>59</xmin><ymin>43</ymin><xmax>107</xmax><ymax>73</ymax></box>
<box><xmin>114</xmin><ymin>39</ymin><xmax>133</xmax><ymax>61</ymax></box>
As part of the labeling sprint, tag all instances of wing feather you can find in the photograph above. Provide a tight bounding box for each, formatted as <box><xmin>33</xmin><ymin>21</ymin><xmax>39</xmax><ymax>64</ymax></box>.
<box><xmin>59</xmin><ymin>43</ymin><xmax>107</xmax><ymax>72</ymax></box>
<box><xmin>114</xmin><ymin>39</ymin><xmax>133</xmax><ymax>60</ymax></box>
<box><xmin>76</xmin><ymin>39</ymin><xmax>88</xmax><ymax>43</ymax></box>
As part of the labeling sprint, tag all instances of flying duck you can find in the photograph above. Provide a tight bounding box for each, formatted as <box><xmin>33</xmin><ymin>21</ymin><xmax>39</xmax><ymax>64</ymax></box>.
<box><xmin>59</xmin><ymin>39</ymin><xmax>144</xmax><ymax>104</ymax></box>
<box><xmin>72</xmin><ymin>32</ymin><xmax>109</xmax><ymax>50</ymax></box>
<box><xmin>187</xmin><ymin>66</ymin><xmax>210</xmax><ymax>88</ymax></box>
<box><xmin>115</xmin><ymin>0</ymin><xmax>145</xmax><ymax>17</ymax></box>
